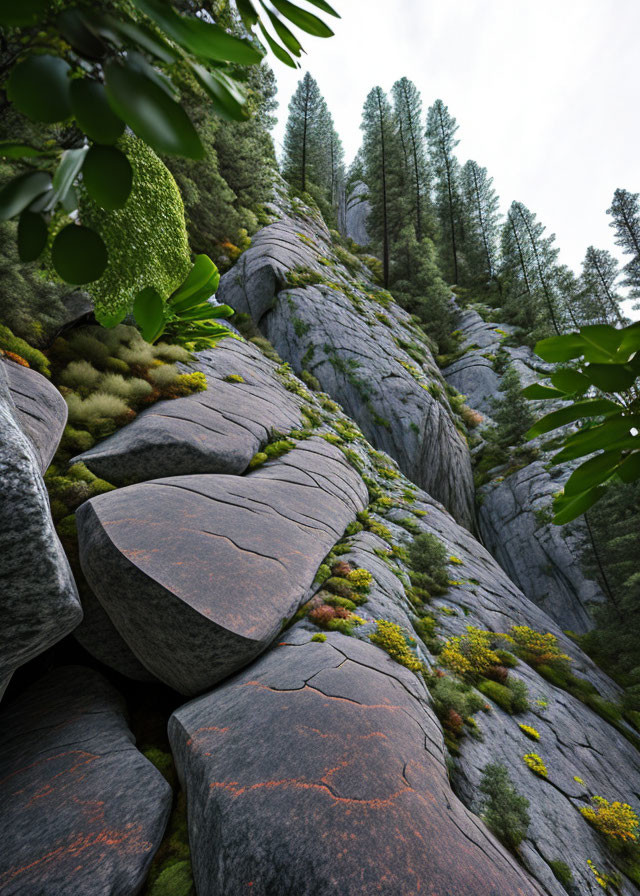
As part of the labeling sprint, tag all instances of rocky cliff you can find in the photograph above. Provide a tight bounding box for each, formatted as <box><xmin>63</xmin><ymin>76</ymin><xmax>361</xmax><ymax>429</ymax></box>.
<box><xmin>1</xmin><ymin>192</ymin><xmax>638</xmax><ymax>896</ymax></box>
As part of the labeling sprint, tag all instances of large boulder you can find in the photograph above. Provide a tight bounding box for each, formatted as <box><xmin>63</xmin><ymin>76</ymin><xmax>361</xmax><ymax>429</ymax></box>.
<box><xmin>0</xmin><ymin>666</ymin><xmax>171</xmax><ymax>895</ymax></box>
<box><xmin>0</xmin><ymin>360</ymin><xmax>81</xmax><ymax>700</ymax></box>
<box><xmin>76</xmin><ymin>439</ymin><xmax>368</xmax><ymax>694</ymax></box>
<box><xmin>75</xmin><ymin>338</ymin><xmax>304</xmax><ymax>487</ymax></box>
<box><xmin>218</xmin><ymin>199</ymin><xmax>476</xmax><ymax>529</ymax></box>
<box><xmin>169</xmin><ymin>632</ymin><xmax>546</xmax><ymax>896</ymax></box>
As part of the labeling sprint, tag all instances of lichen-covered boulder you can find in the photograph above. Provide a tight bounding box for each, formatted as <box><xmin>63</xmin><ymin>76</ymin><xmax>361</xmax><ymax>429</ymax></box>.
<box><xmin>0</xmin><ymin>666</ymin><xmax>171</xmax><ymax>895</ymax></box>
<box><xmin>76</xmin><ymin>439</ymin><xmax>368</xmax><ymax>694</ymax></box>
<box><xmin>0</xmin><ymin>360</ymin><xmax>81</xmax><ymax>700</ymax></box>
<box><xmin>74</xmin><ymin>338</ymin><xmax>304</xmax><ymax>486</ymax></box>
<box><xmin>218</xmin><ymin>197</ymin><xmax>475</xmax><ymax>529</ymax></box>
<box><xmin>169</xmin><ymin>632</ymin><xmax>545</xmax><ymax>896</ymax></box>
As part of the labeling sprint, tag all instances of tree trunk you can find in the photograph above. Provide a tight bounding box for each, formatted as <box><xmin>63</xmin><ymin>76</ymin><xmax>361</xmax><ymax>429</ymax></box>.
<box><xmin>376</xmin><ymin>89</ymin><xmax>390</xmax><ymax>288</ymax></box>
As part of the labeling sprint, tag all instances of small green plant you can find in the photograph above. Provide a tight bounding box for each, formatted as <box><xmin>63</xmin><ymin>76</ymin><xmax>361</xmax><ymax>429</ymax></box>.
<box><xmin>518</xmin><ymin>724</ymin><xmax>540</xmax><ymax>741</ymax></box>
<box><xmin>311</xmin><ymin>633</ymin><xmax>327</xmax><ymax>643</ymax></box>
<box><xmin>408</xmin><ymin>532</ymin><xmax>450</xmax><ymax>593</ymax></box>
<box><xmin>548</xmin><ymin>860</ymin><xmax>573</xmax><ymax>888</ymax></box>
<box><xmin>580</xmin><ymin>797</ymin><xmax>640</xmax><ymax>844</ymax></box>
<box><xmin>478</xmin><ymin>762</ymin><xmax>530</xmax><ymax>850</ymax></box>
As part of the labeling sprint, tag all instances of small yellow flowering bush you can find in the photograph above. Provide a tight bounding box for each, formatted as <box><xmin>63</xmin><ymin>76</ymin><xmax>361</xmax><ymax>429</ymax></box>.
<box><xmin>370</xmin><ymin>620</ymin><xmax>423</xmax><ymax>672</ymax></box>
<box><xmin>348</xmin><ymin>568</ymin><xmax>373</xmax><ymax>592</ymax></box>
<box><xmin>519</xmin><ymin>724</ymin><xmax>540</xmax><ymax>741</ymax></box>
<box><xmin>509</xmin><ymin>626</ymin><xmax>571</xmax><ymax>669</ymax></box>
<box><xmin>523</xmin><ymin>753</ymin><xmax>548</xmax><ymax>778</ymax></box>
<box><xmin>440</xmin><ymin>627</ymin><xmax>502</xmax><ymax>678</ymax></box>
<box><xmin>580</xmin><ymin>797</ymin><xmax>639</xmax><ymax>843</ymax></box>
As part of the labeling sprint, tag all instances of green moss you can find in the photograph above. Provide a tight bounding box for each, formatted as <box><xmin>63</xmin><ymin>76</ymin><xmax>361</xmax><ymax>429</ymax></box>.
<box><xmin>370</xmin><ymin>620</ymin><xmax>423</xmax><ymax>672</ymax></box>
<box><xmin>311</xmin><ymin>633</ymin><xmax>326</xmax><ymax>643</ymax></box>
<box><xmin>314</xmin><ymin>564</ymin><xmax>331</xmax><ymax>585</ymax></box>
<box><xmin>79</xmin><ymin>134</ymin><xmax>191</xmax><ymax>325</ymax></box>
<box><xmin>0</xmin><ymin>323</ymin><xmax>51</xmax><ymax>376</ymax></box>
<box><xmin>248</xmin><ymin>451</ymin><xmax>268</xmax><ymax>469</ymax></box>
<box><xmin>300</xmin><ymin>369</ymin><xmax>321</xmax><ymax>391</ymax></box>
<box><xmin>223</xmin><ymin>374</ymin><xmax>245</xmax><ymax>384</ymax></box>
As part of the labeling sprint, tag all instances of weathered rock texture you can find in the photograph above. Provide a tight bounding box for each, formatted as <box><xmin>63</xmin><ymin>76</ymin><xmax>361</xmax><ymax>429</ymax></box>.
<box><xmin>344</xmin><ymin>180</ymin><xmax>371</xmax><ymax>245</ymax></box>
<box><xmin>217</xmin><ymin>194</ymin><xmax>475</xmax><ymax>529</ymax></box>
<box><xmin>0</xmin><ymin>666</ymin><xmax>171</xmax><ymax>895</ymax></box>
<box><xmin>76</xmin><ymin>439</ymin><xmax>368</xmax><ymax>694</ymax></box>
<box><xmin>75</xmin><ymin>338</ymin><xmax>303</xmax><ymax>487</ymax></box>
<box><xmin>0</xmin><ymin>360</ymin><xmax>81</xmax><ymax>700</ymax></box>
<box><xmin>443</xmin><ymin>307</ymin><xmax>605</xmax><ymax>632</ymax></box>
<box><xmin>169</xmin><ymin>633</ymin><xmax>546</xmax><ymax>896</ymax></box>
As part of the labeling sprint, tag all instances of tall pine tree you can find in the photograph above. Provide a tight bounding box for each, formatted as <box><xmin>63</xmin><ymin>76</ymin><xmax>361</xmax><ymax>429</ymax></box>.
<box><xmin>361</xmin><ymin>86</ymin><xmax>404</xmax><ymax>287</ymax></box>
<box><xmin>391</xmin><ymin>77</ymin><xmax>432</xmax><ymax>241</ymax></box>
<box><xmin>578</xmin><ymin>247</ymin><xmax>626</xmax><ymax>325</ymax></box>
<box><xmin>461</xmin><ymin>159</ymin><xmax>501</xmax><ymax>289</ymax></box>
<box><xmin>426</xmin><ymin>99</ymin><xmax>463</xmax><ymax>284</ymax></box>
<box><xmin>282</xmin><ymin>73</ymin><xmax>325</xmax><ymax>194</ymax></box>
<box><xmin>608</xmin><ymin>188</ymin><xmax>640</xmax><ymax>305</ymax></box>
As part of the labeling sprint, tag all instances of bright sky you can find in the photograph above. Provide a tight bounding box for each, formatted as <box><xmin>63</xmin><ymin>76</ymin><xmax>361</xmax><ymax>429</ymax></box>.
<box><xmin>271</xmin><ymin>0</ymin><xmax>639</xmax><ymax>317</ymax></box>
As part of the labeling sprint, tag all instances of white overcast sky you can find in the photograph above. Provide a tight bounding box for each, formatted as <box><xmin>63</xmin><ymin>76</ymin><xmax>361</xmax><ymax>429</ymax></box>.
<box><xmin>271</xmin><ymin>0</ymin><xmax>639</xmax><ymax>315</ymax></box>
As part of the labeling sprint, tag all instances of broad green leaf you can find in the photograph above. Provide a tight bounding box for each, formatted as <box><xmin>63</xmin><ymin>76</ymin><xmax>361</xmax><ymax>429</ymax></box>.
<box><xmin>102</xmin><ymin>15</ymin><xmax>178</xmax><ymax>64</ymax></box>
<box><xmin>83</xmin><ymin>145</ymin><xmax>133</xmax><ymax>210</ymax></box>
<box><xmin>526</xmin><ymin>398</ymin><xmax>621</xmax><ymax>439</ymax></box>
<box><xmin>552</xmin><ymin>416</ymin><xmax>640</xmax><ymax>463</ymax></box>
<box><xmin>563</xmin><ymin>450</ymin><xmax>622</xmax><ymax>497</ymax></box>
<box><xmin>552</xmin><ymin>486</ymin><xmax>607</xmax><ymax>525</ymax></box>
<box><xmin>550</xmin><ymin>369</ymin><xmax>590</xmax><ymax>394</ymax></box>
<box><xmin>0</xmin><ymin>0</ymin><xmax>47</xmax><ymax>26</ymax></box>
<box><xmin>521</xmin><ymin>383</ymin><xmax>566</xmax><ymax>400</ymax></box>
<box><xmin>618</xmin><ymin>322</ymin><xmax>640</xmax><ymax>359</ymax></box>
<box><xmin>207</xmin><ymin>304</ymin><xmax>233</xmax><ymax>318</ymax></box>
<box><xmin>0</xmin><ymin>142</ymin><xmax>44</xmax><ymax>159</ymax></box>
<box><xmin>258</xmin><ymin>22</ymin><xmax>297</xmax><ymax>67</ymax></box>
<box><xmin>0</xmin><ymin>171</ymin><xmax>51</xmax><ymax>220</ymax></box>
<box><xmin>133</xmin><ymin>0</ymin><xmax>263</xmax><ymax>64</ymax></box>
<box><xmin>268</xmin><ymin>0</ymin><xmax>334</xmax><ymax>36</ymax></box>
<box><xmin>170</xmin><ymin>255</ymin><xmax>220</xmax><ymax>307</ymax></box>
<box><xmin>7</xmin><ymin>55</ymin><xmax>72</xmax><ymax>123</ymax></box>
<box><xmin>305</xmin><ymin>0</ymin><xmax>340</xmax><ymax>15</ymax></box>
<box><xmin>579</xmin><ymin>323</ymin><xmax>623</xmax><ymax>359</ymax></box>
<box><xmin>534</xmin><ymin>332</ymin><xmax>585</xmax><ymax>363</ymax></box>
<box><xmin>236</xmin><ymin>0</ymin><xmax>259</xmax><ymax>27</ymax></box>
<box><xmin>617</xmin><ymin>451</ymin><xmax>640</xmax><ymax>484</ymax></box>
<box><xmin>264</xmin><ymin>7</ymin><xmax>304</xmax><ymax>55</ymax></box>
<box><xmin>51</xmin><ymin>147</ymin><xmax>88</xmax><ymax>207</ymax></box>
<box><xmin>190</xmin><ymin>64</ymin><xmax>248</xmax><ymax>121</ymax></box>
<box><xmin>51</xmin><ymin>224</ymin><xmax>108</xmax><ymax>284</ymax></box>
<box><xmin>70</xmin><ymin>79</ymin><xmax>125</xmax><ymax>144</ymax></box>
<box><xmin>57</xmin><ymin>9</ymin><xmax>107</xmax><ymax>59</ymax></box>
<box><xmin>17</xmin><ymin>211</ymin><xmax>48</xmax><ymax>262</ymax></box>
<box><xmin>95</xmin><ymin>307</ymin><xmax>127</xmax><ymax>328</ymax></box>
<box><xmin>105</xmin><ymin>58</ymin><xmax>204</xmax><ymax>159</ymax></box>
<box><xmin>134</xmin><ymin>287</ymin><xmax>166</xmax><ymax>342</ymax></box>
<box><xmin>585</xmin><ymin>362</ymin><xmax>637</xmax><ymax>393</ymax></box>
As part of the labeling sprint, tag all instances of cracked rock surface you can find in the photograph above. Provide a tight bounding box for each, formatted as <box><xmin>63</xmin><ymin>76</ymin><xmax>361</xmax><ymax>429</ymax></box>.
<box><xmin>169</xmin><ymin>632</ymin><xmax>546</xmax><ymax>896</ymax></box>
<box><xmin>217</xmin><ymin>193</ymin><xmax>476</xmax><ymax>529</ymax></box>
<box><xmin>443</xmin><ymin>307</ymin><xmax>606</xmax><ymax>632</ymax></box>
<box><xmin>0</xmin><ymin>360</ymin><xmax>81</xmax><ymax>702</ymax></box>
<box><xmin>76</xmin><ymin>438</ymin><xmax>368</xmax><ymax>694</ymax></box>
<box><xmin>74</xmin><ymin>338</ymin><xmax>304</xmax><ymax>487</ymax></box>
<box><xmin>0</xmin><ymin>666</ymin><xmax>171</xmax><ymax>895</ymax></box>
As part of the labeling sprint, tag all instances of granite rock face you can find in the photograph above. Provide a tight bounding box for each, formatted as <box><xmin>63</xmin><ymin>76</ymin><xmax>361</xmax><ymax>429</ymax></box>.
<box><xmin>217</xmin><ymin>195</ymin><xmax>476</xmax><ymax>529</ymax></box>
<box><xmin>75</xmin><ymin>338</ymin><xmax>303</xmax><ymax>486</ymax></box>
<box><xmin>443</xmin><ymin>307</ymin><xmax>606</xmax><ymax>632</ymax></box>
<box><xmin>344</xmin><ymin>180</ymin><xmax>371</xmax><ymax>245</ymax></box>
<box><xmin>0</xmin><ymin>666</ymin><xmax>171</xmax><ymax>896</ymax></box>
<box><xmin>0</xmin><ymin>360</ymin><xmax>81</xmax><ymax>700</ymax></box>
<box><xmin>169</xmin><ymin>633</ymin><xmax>546</xmax><ymax>896</ymax></box>
<box><xmin>76</xmin><ymin>439</ymin><xmax>368</xmax><ymax>694</ymax></box>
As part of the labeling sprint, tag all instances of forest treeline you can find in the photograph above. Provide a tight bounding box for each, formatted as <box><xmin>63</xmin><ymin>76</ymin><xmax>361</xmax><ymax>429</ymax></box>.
<box><xmin>282</xmin><ymin>73</ymin><xmax>640</xmax><ymax>352</ymax></box>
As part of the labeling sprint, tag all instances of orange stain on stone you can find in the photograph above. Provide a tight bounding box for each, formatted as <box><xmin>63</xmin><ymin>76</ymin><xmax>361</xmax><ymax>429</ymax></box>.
<box><xmin>208</xmin><ymin>777</ymin><xmax>412</xmax><ymax>809</ymax></box>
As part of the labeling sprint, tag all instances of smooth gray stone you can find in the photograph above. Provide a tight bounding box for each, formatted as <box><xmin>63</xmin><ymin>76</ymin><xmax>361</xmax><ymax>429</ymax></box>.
<box><xmin>0</xmin><ymin>362</ymin><xmax>81</xmax><ymax>698</ymax></box>
<box><xmin>169</xmin><ymin>632</ymin><xmax>546</xmax><ymax>896</ymax></box>
<box><xmin>74</xmin><ymin>339</ymin><xmax>303</xmax><ymax>486</ymax></box>
<box><xmin>345</xmin><ymin>180</ymin><xmax>371</xmax><ymax>245</ymax></box>
<box><xmin>2</xmin><ymin>358</ymin><xmax>67</xmax><ymax>472</ymax></box>
<box><xmin>0</xmin><ymin>666</ymin><xmax>171</xmax><ymax>896</ymax></box>
<box><xmin>76</xmin><ymin>439</ymin><xmax>368</xmax><ymax>695</ymax></box>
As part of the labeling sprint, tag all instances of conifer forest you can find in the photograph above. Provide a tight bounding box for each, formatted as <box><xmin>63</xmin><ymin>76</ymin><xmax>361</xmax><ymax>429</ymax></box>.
<box><xmin>0</xmin><ymin>2</ymin><xmax>639</xmax><ymax>894</ymax></box>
